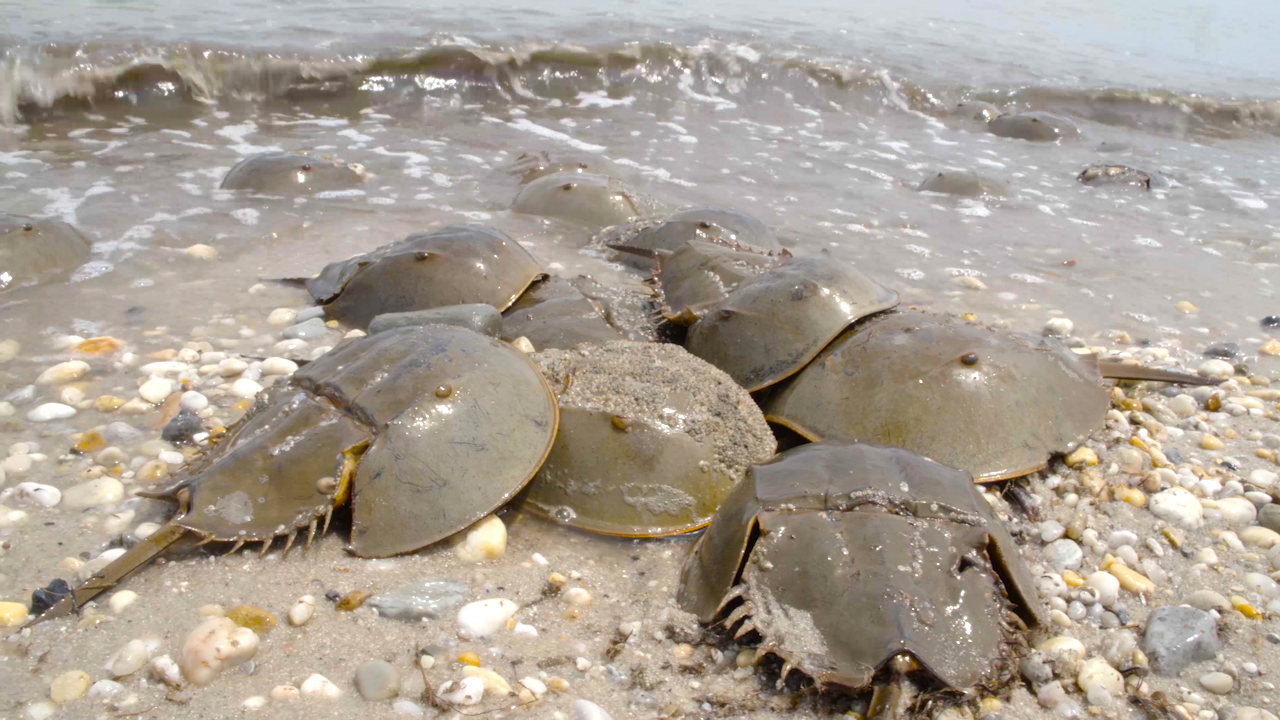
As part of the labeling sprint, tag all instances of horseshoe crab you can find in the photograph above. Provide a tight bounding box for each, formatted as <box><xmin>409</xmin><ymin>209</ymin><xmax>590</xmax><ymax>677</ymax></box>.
<box><xmin>500</xmin><ymin>276</ymin><xmax>626</xmax><ymax>350</ymax></box>
<box><xmin>1</xmin><ymin>212</ymin><xmax>92</xmax><ymax>292</ymax></box>
<box><xmin>1078</xmin><ymin>164</ymin><xmax>1168</xmax><ymax>190</ymax></box>
<box><xmin>651</xmin><ymin>240</ymin><xmax>780</xmax><ymax>323</ymax></box>
<box><xmin>759</xmin><ymin>310</ymin><xmax>1215</xmax><ymax>482</ymax></box>
<box><xmin>512</xmin><ymin>171</ymin><xmax>658</xmax><ymax>229</ymax></box>
<box><xmin>916</xmin><ymin>172</ymin><xmax>1012</xmax><ymax>199</ymax></box>
<box><xmin>684</xmin><ymin>252</ymin><xmax>899</xmax><ymax>392</ymax></box>
<box><xmin>951</xmin><ymin>101</ymin><xmax>1002</xmax><ymax>122</ymax></box>
<box><xmin>510</xmin><ymin>151</ymin><xmax>590</xmax><ymax>184</ymax></box>
<box><xmin>37</xmin><ymin>325</ymin><xmax>558</xmax><ymax>619</ymax></box>
<box><xmin>599</xmin><ymin>206</ymin><xmax>783</xmax><ymax>267</ymax></box>
<box><xmin>987</xmin><ymin>112</ymin><xmax>1080</xmax><ymax>142</ymax></box>
<box><xmin>677</xmin><ymin>442</ymin><xmax>1043</xmax><ymax>709</ymax></box>
<box><xmin>219</xmin><ymin>151</ymin><xmax>367</xmax><ymax>194</ymax></box>
<box><xmin>301</xmin><ymin>225</ymin><xmax>544</xmax><ymax>329</ymax></box>
<box><xmin>521</xmin><ymin>341</ymin><xmax>776</xmax><ymax>537</ymax></box>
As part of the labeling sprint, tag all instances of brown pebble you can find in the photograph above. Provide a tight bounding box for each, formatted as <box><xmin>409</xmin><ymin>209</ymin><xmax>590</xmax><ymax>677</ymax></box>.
<box><xmin>226</xmin><ymin>604</ymin><xmax>277</xmax><ymax>634</ymax></box>
<box><xmin>336</xmin><ymin>590</ymin><xmax>368</xmax><ymax>611</ymax></box>
<box><xmin>74</xmin><ymin>431</ymin><xmax>106</xmax><ymax>454</ymax></box>
<box><xmin>74</xmin><ymin>337</ymin><xmax>123</xmax><ymax>356</ymax></box>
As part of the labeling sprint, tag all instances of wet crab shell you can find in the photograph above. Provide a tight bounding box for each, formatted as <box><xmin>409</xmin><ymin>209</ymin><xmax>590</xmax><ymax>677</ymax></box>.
<box><xmin>500</xmin><ymin>276</ymin><xmax>626</xmax><ymax>350</ymax></box>
<box><xmin>684</xmin><ymin>252</ymin><xmax>899</xmax><ymax>392</ymax></box>
<box><xmin>306</xmin><ymin>224</ymin><xmax>546</xmax><ymax>330</ymax></box>
<box><xmin>512</xmin><ymin>171</ymin><xmax>657</xmax><ymax>229</ymax></box>
<box><xmin>652</xmin><ymin>240</ymin><xmax>780</xmax><ymax>323</ymax></box>
<box><xmin>219</xmin><ymin>151</ymin><xmax>367</xmax><ymax>194</ymax></box>
<box><xmin>677</xmin><ymin>442</ymin><xmax>1045</xmax><ymax>692</ymax></box>
<box><xmin>757</xmin><ymin>310</ymin><xmax>1111</xmax><ymax>482</ymax></box>
<box><xmin>614</xmin><ymin>206</ymin><xmax>783</xmax><ymax>259</ymax></box>
<box><xmin>916</xmin><ymin>171</ymin><xmax>1012</xmax><ymax>199</ymax></box>
<box><xmin>147</xmin><ymin>324</ymin><xmax>559</xmax><ymax>558</ymax></box>
<box><xmin>987</xmin><ymin>111</ymin><xmax>1080</xmax><ymax>142</ymax></box>
<box><xmin>1</xmin><ymin>212</ymin><xmax>92</xmax><ymax>293</ymax></box>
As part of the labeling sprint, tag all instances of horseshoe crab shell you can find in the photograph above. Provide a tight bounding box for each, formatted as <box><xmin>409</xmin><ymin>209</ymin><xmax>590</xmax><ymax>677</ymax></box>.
<box><xmin>306</xmin><ymin>225</ymin><xmax>545</xmax><ymax>329</ymax></box>
<box><xmin>612</xmin><ymin>206</ymin><xmax>783</xmax><ymax>259</ymax></box>
<box><xmin>38</xmin><ymin>325</ymin><xmax>558</xmax><ymax>617</ymax></box>
<box><xmin>677</xmin><ymin>442</ymin><xmax>1044</xmax><ymax>692</ymax></box>
<box><xmin>987</xmin><ymin>111</ymin><xmax>1080</xmax><ymax>142</ymax></box>
<box><xmin>522</xmin><ymin>341</ymin><xmax>776</xmax><ymax>537</ymax></box>
<box><xmin>758</xmin><ymin>310</ymin><xmax>1111</xmax><ymax>482</ymax></box>
<box><xmin>1</xmin><ymin>213</ymin><xmax>92</xmax><ymax>292</ymax></box>
<box><xmin>1078</xmin><ymin>164</ymin><xmax>1168</xmax><ymax>190</ymax></box>
<box><xmin>510</xmin><ymin>151</ymin><xmax>591</xmax><ymax>184</ymax></box>
<box><xmin>916</xmin><ymin>171</ymin><xmax>1012</xmax><ymax>199</ymax></box>
<box><xmin>652</xmin><ymin>240</ymin><xmax>780</xmax><ymax>323</ymax></box>
<box><xmin>500</xmin><ymin>276</ymin><xmax>626</xmax><ymax>350</ymax></box>
<box><xmin>219</xmin><ymin>151</ymin><xmax>367</xmax><ymax>194</ymax></box>
<box><xmin>512</xmin><ymin>171</ymin><xmax>655</xmax><ymax>229</ymax></box>
<box><xmin>684</xmin><ymin>252</ymin><xmax>899</xmax><ymax>392</ymax></box>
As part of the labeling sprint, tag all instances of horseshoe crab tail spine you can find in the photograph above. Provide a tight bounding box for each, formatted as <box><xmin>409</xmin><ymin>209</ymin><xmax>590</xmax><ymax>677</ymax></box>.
<box><xmin>32</xmin><ymin>522</ymin><xmax>191</xmax><ymax>624</ymax></box>
<box><xmin>868</xmin><ymin>655</ymin><xmax>920</xmax><ymax>720</ymax></box>
<box><xmin>1097</xmin><ymin>359</ymin><xmax>1224</xmax><ymax>386</ymax></box>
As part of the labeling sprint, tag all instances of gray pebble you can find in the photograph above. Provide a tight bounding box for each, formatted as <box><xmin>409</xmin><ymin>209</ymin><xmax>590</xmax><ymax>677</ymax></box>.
<box><xmin>365</xmin><ymin>579</ymin><xmax>467</xmax><ymax>621</ymax></box>
<box><xmin>1142</xmin><ymin>606</ymin><xmax>1221</xmax><ymax>677</ymax></box>
<box><xmin>368</xmin><ymin>304</ymin><xmax>502</xmax><ymax>337</ymax></box>
<box><xmin>1259</xmin><ymin>504</ymin><xmax>1280</xmax><ymax>534</ymax></box>
<box><xmin>355</xmin><ymin>659</ymin><xmax>400</xmax><ymax>701</ymax></box>
<box><xmin>574</xmin><ymin>699</ymin><xmax>613</xmax><ymax>720</ymax></box>
<box><xmin>1043</xmin><ymin>538</ymin><xmax>1083</xmax><ymax>569</ymax></box>
<box><xmin>282</xmin><ymin>317</ymin><xmax>330</xmax><ymax>340</ymax></box>
<box><xmin>101</xmin><ymin>422</ymin><xmax>144</xmax><ymax>444</ymax></box>
<box><xmin>4</xmin><ymin>385</ymin><xmax>36</xmax><ymax>405</ymax></box>
<box><xmin>1021</xmin><ymin>653</ymin><xmax>1054</xmax><ymax>684</ymax></box>
<box><xmin>297</xmin><ymin>306</ymin><xmax>327</xmax><ymax>322</ymax></box>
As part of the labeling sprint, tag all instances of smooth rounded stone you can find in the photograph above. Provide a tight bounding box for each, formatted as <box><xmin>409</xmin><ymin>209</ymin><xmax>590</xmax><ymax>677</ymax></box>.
<box><xmin>50</xmin><ymin>670</ymin><xmax>91</xmax><ymax>703</ymax></box>
<box><xmin>1204</xmin><ymin>342</ymin><xmax>1240</xmax><ymax>359</ymax></box>
<box><xmin>185</xmin><ymin>244</ymin><xmax>217</xmax><ymax>260</ymax></box>
<box><xmin>355</xmin><ymin>660</ymin><xmax>401</xmax><ymax>700</ymax></box>
<box><xmin>1037</xmin><ymin>680</ymin><xmax>1066</xmax><ymax>708</ymax></box>
<box><xmin>0</xmin><ymin>600</ymin><xmax>29</xmax><ymax>626</ymax></box>
<box><xmin>1</xmin><ymin>453</ymin><xmax>33</xmax><ymax>475</ymax></box>
<box><xmin>1037</xmin><ymin>635</ymin><xmax>1086</xmax><ymax>659</ymax></box>
<box><xmin>1149</xmin><ymin>487</ymin><xmax>1204</xmax><ymax>529</ymax></box>
<box><xmin>455</xmin><ymin>514</ymin><xmax>507</xmax><ymax>562</ymax></box>
<box><xmin>62</xmin><ymin>477</ymin><xmax>125</xmax><ymax>509</ymax></box>
<box><xmin>282</xmin><ymin>317</ymin><xmax>330</xmax><ymax>340</ymax></box>
<box><xmin>463</xmin><ymin>667</ymin><xmax>512</xmax><ymax>695</ymax></box>
<box><xmin>270</xmin><ymin>685</ymin><xmax>300</xmax><ymax>702</ymax></box>
<box><xmin>1044</xmin><ymin>538</ymin><xmax>1084</xmax><ymax>569</ymax></box>
<box><xmin>267</xmin><ymin>308</ymin><xmax>298</xmax><ymax>326</ymax></box>
<box><xmin>393</xmin><ymin>700</ymin><xmax>425</xmax><ymax>716</ymax></box>
<box><xmin>1259</xmin><ymin>506</ymin><xmax>1280</xmax><ymax>534</ymax></box>
<box><xmin>1077</xmin><ymin>657</ymin><xmax>1123</xmax><ymax>695</ymax></box>
<box><xmin>226</xmin><ymin>604</ymin><xmax>277</xmax><ymax>635</ymax></box>
<box><xmin>368</xmin><ymin>304</ymin><xmax>503</xmax><ymax>337</ymax></box>
<box><xmin>288</xmin><ymin>595</ymin><xmax>316</xmax><ymax>626</ymax></box>
<box><xmin>438</xmin><ymin>677</ymin><xmax>484</xmax><ymax>705</ymax></box>
<box><xmin>1170</xmin><ymin>394</ymin><xmax>1199</xmax><ymax>418</ymax></box>
<box><xmin>1244</xmin><ymin>572</ymin><xmax>1280</xmax><ymax>598</ymax></box>
<box><xmin>1040</xmin><ymin>520</ymin><xmax>1066</xmax><ymax>542</ymax></box>
<box><xmin>1038</xmin><ymin>573</ymin><xmax>1068</xmax><ymax>598</ymax></box>
<box><xmin>230</xmin><ymin>378</ymin><xmax>264</xmax><ymax>398</ymax></box>
<box><xmin>218</xmin><ymin>357</ymin><xmax>249</xmax><ymax>377</ymax></box>
<box><xmin>1021</xmin><ymin>654</ymin><xmax>1054</xmax><ymax>684</ymax></box>
<box><xmin>180</xmin><ymin>391</ymin><xmax>209</xmax><ymax>412</ymax></box>
<box><xmin>574</xmin><ymin>699</ymin><xmax>614</xmax><ymax>720</ymax></box>
<box><xmin>1215</xmin><ymin>496</ymin><xmax>1258</xmax><ymax>525</ymax></box>
<box><xmin>161</xmin><ymin>410</ymin><xmax>204</xmax><ymax>445</ymax></box>
<box><xmin>1043</xmin><ymin>318</ymin><xmax>1074</xmax><ymax>337</ymax></box>
<box><xmin>0</xmin><ymin>505</ymin><xmax>29</xmax><ymax>528</ymax></box>
<box><xmin>1086</xmin><ymin>685</ymin><xmax>1113</xmax><ymax>707</ymax></box>
<box><xmin>8</xmin><ymin>482</ymin><xmax>60</xmax><ymax>507</ymax></box>
<box><xmin>26</xmin><ymin>403</ymin><xmax>76</xmax><ymax>422</ymax></box>
<box><xmin>1250</xmin><ymin>469</ymin><xmax>1279</xmax><ymax>490</ymax></box>
<box><xmin>456</xmin><ymin>598</ymin><xmax>518</xmax><ymax>639</ymax></box>
<box><xmin>0</xmin><ymin>339</ymin><xmax>19</xmax><ymax>363</ymax></box>
<box><xmin>86</xmin><ymin>679</ymin><xmax>124</xmax><ymax>702</ymax></box>
<box><xmin>301</xmin><ymin>673</ymin><xmax>342</xmax><ymax>699</ymax></box>
<box><xmin>1108</xmin><ymin>530</ymin><xmax>1139</xmax><ymax>549</ymax></box>
<box><xmin>109</xmin><ymin>590</ymin><xmax>138</xmax><ymax>614</ymax></box>
<box><xmin>367</xmin><ymin>580</ymin><xmax>468</xmax><ymax>622</ymax></box>
<box><xmin>1086</xmin><ymin>572</ymin><xmax>1121</xmax><ymax>608</ymax></box>
<box><xmin>179</xmin><ymin>617</ymin><xmax>259</xmax><ymax>685</ymax></box>
<box><xmin>36</xmin><ymin>360</ymin><xmax>90</xmax><ymax>385</ymax></box>
<box><xmin>259</xmin><ymin>357</ymin><xmax>298</xmax><ymax>376</ymax></box>
<box><xmin>1198</xmin><ymin>359</ymin><xmax>1235</xmax><ymax>379</ymax></box>
<box><xmin>1199</xmin><ymin>671</ymin><xmax>1233</xmax><ymax>694</ymax></box>
<box><xmin>1237</xmin><ymin>709</ymin><xmax>1280</xmax><ymax>720</ymax></box>
<box><xmin>6</xmin><ymin>384</ymin><xmax>36</xmax><ymax>405</ymax></box>
<box><xmin>1142</xmin><ymin>606</ymin><xmax>1220</xmax><ymax>677</ymax></box>
<box><xmin>25</xmin><ymin>701</ymin><xmax>56</xmax><ymax>720</ymax></box>
<box><xmin>107</xmin><ymin>639</ymin><xmax>149</xmax><ymax>677</ymax></box>
<box><xmin>1186</xmin><ymin>590</ymin><xmax>1232</xmax><ymax>613</ymax></box>
<box><xmin>138</xmin><ymin>376</ymin><xmax>173</xmax><ymax>404</ymax></box>
<box><xmin>987</xmin><ymin>111</ymin><xmax>1080</xmax><ymax>141</ymax></box>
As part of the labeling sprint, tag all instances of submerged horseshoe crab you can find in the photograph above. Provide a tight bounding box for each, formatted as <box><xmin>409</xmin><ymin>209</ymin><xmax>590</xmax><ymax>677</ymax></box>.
<box><xmin>678</xmin><ymin>442</ymin><xmax>1044</xmax><ymax>713</ymax></box>
<box><xmin>599</xmin><ymin>206</ymin><xmax>784</xmax><ymax>267</ymax></box>
<box><xmin>512</xmin><ymin>171</ymin><xmax>659</xmax><ymax>229</ymax></box>
<box><xmin>987</xmin><ymin>111</ymin><xmax>1080</xmax><ymax>142</ymax></box>
<box><xmin>1078</xmin><ymin>164</ymin><xmax>1168</xmax><ymax>190</ymax></box>
<box><xmin>759</xmin><ymin>310</ymin><xmax>1217</xmax><ymax>482</ymax></box>
<box><xmin>37</xmin><ymin>324</ymin><xmax>558</xmax><ymax>619</ymax></box>
<box><xmin>521</xmin><ymin>341</ymin><xmax>776</xmax><ymax>536</ymax></box>
<box><xmin>1</xmin><ymin>212</ymin><xmax>92</xmax><ymax>293</ymax></box>
<box><xmin>916</xmin><ymin>171</ymin><xmax>1012</xmax><ymax>199</ymax></box>
<box><xmin>219</xmin><ymin>151</ymin><xmax>367</xmax><ymax>194</ymax></box>
<box><xmin>300</xmin><ymin>224</ymin><xmax>545</xmax><ymax>329</ymax></box>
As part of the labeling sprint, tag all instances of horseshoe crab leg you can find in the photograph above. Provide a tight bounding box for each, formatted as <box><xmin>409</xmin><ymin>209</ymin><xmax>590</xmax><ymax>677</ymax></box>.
<box><xmin>34</xmin><ymin>521</ymin><xmax>194</xmax><ymax>623</ymax></box>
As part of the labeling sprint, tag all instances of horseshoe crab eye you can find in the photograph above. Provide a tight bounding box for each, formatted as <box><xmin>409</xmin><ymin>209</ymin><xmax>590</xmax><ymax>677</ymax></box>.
<box><xmin>22</xmin><ymin>223</ymin><xmax>34</xmax><ymax>231</ymax></box>
<box><xmin>301</xmin><ymin>163</ymin><xmax>312</xmax><ymax>171</ymax></box>
<box><xmin>698</xmin><ymin>221</ymin><xmax>713</xmax><ymax>229</ymax></box>
<box><xmin>560</xmin><ymin>183</ymin><xmax>576</xmax><ymax>191</ymax></box>
<box><xmin>961</xmin><ymin>353</ymin><xmax>979</xmax><ymax>366</ymax></box>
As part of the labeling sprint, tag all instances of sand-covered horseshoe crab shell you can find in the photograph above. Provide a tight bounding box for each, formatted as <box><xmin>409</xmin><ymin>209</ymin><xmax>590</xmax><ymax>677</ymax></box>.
<box><xmin>677</xmin><ymin>442</ymin><xmax>1044</xmax><ymax>694</ymax></box>
<box><xmin>512</xmin><ymin>171</ymin><xmax>657</xmax><ymax>229</ymax></box>
<box><xmin>219</xmin><ymin>151</ymin><xmax>367</xmax><ymax>194</ymax></box>
<box><xmin>684</xmin><ymin>252</ymin><xmax>899</xmax><ymax>392</ymax></box>
<box><xmin>1</xmin><ymin>212</ymin><xmax>92</xmax><ymax>293</ymax></box>
<box><xmin>521</xmin><ymin>341</ymin><xmax>776</xmax><ymax>537</ymax></box>
<box><xmin>305</xmin><ymin>224</ymin><xmax>545</xmax><ymax>329</ymax></box>
<box><xmin>759</xmin><ymin>310</ymin><xmax>1111</xmax><ymax>482</ymax></box>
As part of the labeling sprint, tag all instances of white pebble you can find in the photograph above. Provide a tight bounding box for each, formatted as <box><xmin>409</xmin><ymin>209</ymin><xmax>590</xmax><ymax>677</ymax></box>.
<box><xmin>300</xmin><ymin>673</ymin><xmax>342</xmax><ymax>699</ymax></box>
<box><xmin>260</xmin><ymin>357</ymin><xmax>298</xmax><ymax>375</ymax></box>
<box><xmin>519</xmin><ymin>677</ymin><xmax>547</xmax><ymax>697</ymax></box>
<box><xmin>62</xmin><ymin>477</ymin><xmax>125</xmax><ymax>509</ymax></box>
<box><xmin>1199</xmin><ymin>671</ymin><xmax>1234</xmax><ymax>694</ymax></box>
<box><xmin>60</xmin><ymin>386</ymin><xmax>84</xmax><ymax>405</ymax></box>
<box><xmin>1043</xmin><ymin>318</ymin><xmax>1074</xmax><ymax>337</ymax></box>
<box><xmin>138</xmin><ymin>376</ymin><xmax>172</xmax><ymax>404</ymax></box>
<box><xmin>512</xmin><ymin>622</ymin><xmax>539</xmax><ymax>637</ymax></box>
<box><xmin>36</xmin><ymin>360</ymin><xmax>90</xmax><ymax>385</ymax></box>
<box><xmin>564</xmin><ymin>587</ymin><xmax>592</xmax><ymax>606</ymax></box>
<box><xmin>270</xmin><ymin>685</ymin><xmax>300</xmax><ymax>702</ymax></box>
<box><xmin>1085</xmin><ymin>572</ymin><xmax>1121</xmax><ymax>608</ymax></box>
<box><xmin>1077</xmin><ymin>657</ymin><xmax>1124</xmax><ymax>695</ymax></box>
<box><xmin>151</xmin><ymin>655</ymin><xmax>183</xmax><ymax>687</ymax></box>
<box><xmin>218</xmin><ymin>358</ymin><xmax>249</xmax><ymax>376</ymax></box>
<box><xmin>1</xmin><ymin>453</ymin><xmax>33</xmax><ymax>475</ymax></box>
<box><xmin>107</xmin><ymin>639</ymin><xmax>150</xmax><ymax>677</ymax></box>
<box><xmin>180</xmin><ymin>391</ymin><xmax>209</xmax><ymax>411</ymax></box>
<box><xmin>1214</xmin><ymin>497</ymin><xmax>1257</xmax><ymax>525</ymax></box>
<box><xmin>7</xmin><ymin>482</ymin><xmax>61</xmax><ymax>508</ymax></box>
<box><xmin>437</xmin><ymin>677</ymin><xmax>483</xmax><ymax>705</ymax></box>
<box><xmin>158</xmin><ymin>450</ymin><xmax>185</xmax><ymax>466</ymax></box>
<box><xmin>179</xmin><ymin>617</ymin><xmax>259</xmax><ymax>685</ymax></box>
<box><xmin>574</xmin><ymin>698</ymin><xmax>614</xmax><ymax>720</ymax></box>
<box><xmin>230</xmin><ymin>378</ymin><xmax>264</xmax><ymax>398</ymax></box>
<box><xmin>1240</xmin><ymin>526</ymin><xmax>1280</xmax><ymax>549</ymax></box>
<box><xmin>288</xmin><ymin>595</ymin><xmax>316</xmax><ymax>626</ymax></box>
<box><xmin>87</xmin><ymin>679</ymin><xmax>124</xmax><ymax>701</ymax></box>
<box><xmin>267</xmin><ymin>308</ymin><xmax>298</xmax><ymax>326</ymax></box>
<box><xmin>393</xmin><ymin>699</ymin><xmax>425</xmax><ymax>716</ymax></box>
<box><xmin>532</xmin><ymin>552</ymin><xmax>549</xmax><ymax>566</ymax></box>
<box><xmin>184</xmin><ymin>243</ymin><xmax>218</xmax><ymax>260</ymax></box>
<box><xmin>25</xmin><ymin>701</ymin><xmax>56</xmax><ymax>720</ymax></box>
<box><xmin>456</xmin><ymin>598</ymin><xmax>519</xmax><ymax>640</ymax></box>
<box><xmin>26</xmin><ymin>403</ymin><xmax>76</xmax><ymax>422</ymax></box>
<box><xmin>242</xmin><ymin>696</ymin><xmax>268</xmax><ymax>710</ymax></box>
<box><xmin>1148</xmin><ymin>487</ymin><xmax>1204</xmax><ymax>529</ymax></box>
<box><xmin>109</xmin><ymin>591</ymin><xmax>138</xmax><ymax>614</ymax></box>
<box><xmin>1198</xmin><ymin>359</ymin><xmax>1234</xmax><ymax>379</ymax></box>
<box><xmin>455</xmin><ymin>514</ymin><xmax>507</xmax><ymax>562</ymax></box>
<box><xmin>1248</xmin><ymin>469</ymin><xmax>1278</xmax><ymax>489</ymax></box>
<box><xmin>511</xmin><ymin>336</ymin><xmax>535</xmax><ymax>354</ymax></box>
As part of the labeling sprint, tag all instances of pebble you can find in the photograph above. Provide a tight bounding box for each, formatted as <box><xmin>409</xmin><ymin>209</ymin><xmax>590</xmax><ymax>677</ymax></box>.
<box><xmin>1037</xmin><ymin>680</ymin><xmax>1066</xmax><ymax>708</ymax></box>
<box><xmin>137</xmin><ymin>460</ymin><xmax>168</xmax><ymax>483</ymax></box>
<box><xmin>107</xmin><ymin>639</ymin><xmax>150</xmax><ymax>677</ymax></box>
<box><xmin>520</xmin><ymin>677</ymin><xmax>548</xmax><ymax>697</ymax></box>
<box><xmin>1244</xmin><ymin>572</ymin><xmax>1280</xmax><ymax>598</ymax></box>
<box><xmin>355</xmin><ymin>659</ymin><xmax>401</xmax><ymax>700</ymax></box>
<box><xmin>393</xmin><ymin>700</ymin><xmax>425</xmax><ymax>716</ymax></box>
<box><xmin>282</xmin><ymin>317</ymin><xmax>330</xmax><ymax>340</ymax></box>
<box><xmin>1186</xmin><ymin>590</ymin><xmax>1232</xmax><ymax>613</ymax></box>
<box><xmin>49</xmin><ymin>670</ymin><xmax>91</xmax><ymax>703</ymax></box>
<box><xmin>464</xmin><ymin>666</ymin><xmax>513</xmax><ymax>695</ymax></box>
<box><xmin>1077</xmin><ymin>657</ymin><xmax>1124</xmax><ymax>695</ymax></box>
<box><xmin>226</xmin><ymin>604</ymin><xmax>277</xmax><ymax>634</ymax></box>
<box><xmin>218</xmin><ymin>357</ymin><xmax>248</xmax><ymax>376</ymax></box>
<box><xmin>564</xmin><ymin>587</ymin><xmax>593</xmax><ymax>606</ymax></box>
<box><xmin>455</xmin><ymin>514</ymin><xmax>507</xmax><ymax>562</ymax></box>
<box><xmin>26</xmin><ymin>403</ymin><xmax>76</xmax><ymax>422</ymax></box>
<box><xmin>1036</xmin><ymin>635</ymin><xmax>1086</xmax><ymax>659</ymax></box>
<box><xmin>138</xmin><ymin>375</ymin><xmax>172</xmax><ymax>404</ymax></box>
<box><xmin>270</xmin><ymin>685</ymin><xmax>300</xmax><ymax>702</ymax></box>
<box><xmin>86</xmin><ymin>680</ymin><xmax>124</xmax><ymax>702</ymax></box>
<box><xmin>456</xmin><ymin>598</ymin><xmax>519</xmax><ymax>639</ymax></box>
<box><xmin>267</xmin><ymin>308</ymin><xmax>298</xmax><ymax>326</ymax></box>
<box><xmin>574</xmin><ymin>698</ymin><xmax>614</xmax><ymax>720</ymax></box>
<box><xmin>1251</xmin><ymin>469</ymin><xmax>1279</xmax><ymax>489</ymax></box>
<box><xmin>438</xmin><ymin>677</ymin><xmax>484</xmax><ymax>705</ymax></box>
<box><xmin>1198</xmin><ymin>359</ymin><xmax>1235</xmax><ymax>379</ymax></box>
<box><xmin>151</xmin><ymin>654</ymin><xmax>183</xmax><ymax>687</ymax></box>
<box><xmin>62</xmin><ymin>477</ymin><xmax>125</xmax><ymax>509</ymax></box>
<box><xmin>242</xmin><ymin>696</ymin><xmax>267</xmax><ymax>710</ymax></box>
<box><xmin>26</xmin><ymin>701</ymin><xmax>56</xmax><ymax>719</ymax></box>
<box><xmin>366</xmin><ymin>579</ymin><xmax>467</xmax><ymax>621</ymax></box>
<box><xmin>1086</xmin><ymin>572</ymin><xmax>1120</xmax><ymax>607</ymax></box>
<box><xmin>1</xmin><ymin>453</ymin><xmax>33</xmax><ymax>475</ymax></box>
<box><xmin>184</xmin><ymin>243</ymin><xmax>217</xmax><ymax>259</ymax></box>
<box><xmin>1149</xmin><ymin>487</ymin><xmax>1204</xmax><ymax>528</ymax></box>
<box><xmin>1199</xmin><ymin>671</ymin><xmax>1234</xmax><ymax>694</ymax></box>
<box><xmin>1065</xmin><ymin>446</ymin><xmax>1098</xmax><ymax>468</ymax></box>
<box><xmin>9</xmin><ymin>483</ymin><xmax>61</xmax><ymax>507</ymax></box>
<box><xmin>36</xmin><ymin>360</ymin><xmax>90</xmax><ymax>385</ymax></box>
<box><xmin>289</xmin><ymin>595</ymin><xmax>316</xmax><ymax>626</ymax></box>
<box><xmin>109</xmin><ymin>591</ymin><xmax>138</xmax><ymax>613</ymax></box>
<box><xmin>0</xmin><ymin>338</ymin><xmax>18</xmax><ymax>362</ymax></box>
<box><xmin>180</xmin><ymin>390</ymin><xmax>209</xmax><ymax>411</ymax></box>
<box><xmin>1142</xmin><ymin>606</ymin><xmax>1220</xmax><ymax>676</ymax></box>
<box><xmin>1044</xmin><ymin>538</ymin><xmax>1084</xmax><ymax>569</ymax></box>
<box><xmin>511</xmin><ymin>336</ymin><xmax>535</xmax><ymax>354</ymax></box>
<box><xmin>300</xmin><ymin>673</ymin><xmax>342</xmax><ymax>699</ymax></box>
<box><xmin>230</xmin><ymin>378</ymin><xmax>264</xmax><ymax>398</ymax></box>
<box><xmin>1109</xmin><ymin>564</ymin><xmax>1156</xmax><ymax>595</ymax></box>
<box><xmin>260</xmin><ymin>357</ymin><xmax>298</xmax><ymax>375</ymax></box>
<box><xmin>1200</xmin><ymin>434</ymin><xmax>1226</xmax><ymax>450</ymax></box>
<box><xmin>1043</xmin><ymin>318</ymin><xmax>1074</xmax><ymax>337</ymax></box>
<box><xmin>1256</xmin><ymin>511</ymin><xmax>1280</xmax><ymax>537</ymax></box>
<box><xmin>178</xmin><ymin>616</ymin><xmax>260</xmax><ymax>685</ymax></box>
<box><xmin>1214</xmin><ymin>496</ymin><xmax>1258</xmax><ymax>524</ymax></box>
